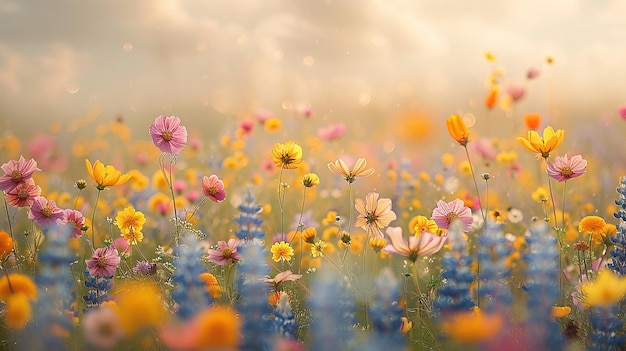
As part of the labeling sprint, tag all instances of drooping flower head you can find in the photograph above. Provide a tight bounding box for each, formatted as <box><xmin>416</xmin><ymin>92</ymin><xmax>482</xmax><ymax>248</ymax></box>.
<box><xmin>383</xmin><ymin>226</ymin><xmax>447</xmax><ymax>262</ymax></box>
<box><xmin>264</xmin><ymin>270</ymin><xmax>302</xmax><ymax>291</ymax></box>
<box><xmin>355</xmin><ymin>192</ymin><xmax>397</xmax><ymax>238</ymax></box>
<box><xmin>201</xmin><ymin>175</ymin><xmax>226</xmax><ymax>203</ymax></box>
<box><xmin>271</xmin><ymin>141</ymin><xmax>303</xmax><ymax>169</ymax></box>
<box><xmin>5</xmin><ymin>178</ymin><xmax>41</xmax><ymax>208</ymax></box>
<box><xmin>28</xmin><ymin>196</ymin><xmax>65</xmax><ymax>227</ymax></box>
<box><xmin>85</xmin><ymin>159</ymin><xmax>131</xmax><ymax>190</ymax></box>
<box><xmin>207</xmin><ymin>239</ymin><xmax>242</xmax><ymax>265</ymax></box>
<box><xmin>546</xmin><ymin>154</ymin><xmax>587</xmax><ymax>182</ymax></box>
<box><xmin>0</xmin><ymin>156</ymin><xmax>40</xmax><ymax>192</ymax></box>
<box><xmin>327</xmin><ymin>158</ymin><xmax>375</xmax><ymax>183</ymax></box>
<box><xmin>149</xmin><ymin>115</ymin><xmax>188</xmax><ymax>154</ymax></box>
<box><xmin>63</xmin><ymin>209</ymin><xmax>86</xmax><ymax>238</ymax></box>
<box><xmin>431</xmin><ymin>198</ymin><xmax>473</xmax><ymax>232</ymax></box>
<box><xmin>446</xmin><ymin>114</ymin><xmax>470</xmax><ymax>146</ymax></box>
<box><xmin>516</xmin><ymin>125</ymin><xmax>564</xmax><ymax>159</ymax></box>
<box><xmin>85</xmin><ymin>246</ymin><xmax>120</xmax><ymax>278</ymax></box>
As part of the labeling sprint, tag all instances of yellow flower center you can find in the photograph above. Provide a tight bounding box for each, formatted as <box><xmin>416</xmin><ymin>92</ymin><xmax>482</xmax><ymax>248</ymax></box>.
<box><xmin>162</xmin><ymin>130</ymin><xmax>173</xmax><ymax>141</ymax></box>
<box><xmin>560</xmin><ymin>166</ymin><xmax>573</xmax><ymax>178</ymax></box>
<box><xmin>446</xmin><ymin>212</ymin><xmax>459</xmax><ymax>224</ymax></box>
<box><xmin>10</xmin><ymin>170</ymin><xmax>22</xmax><ymax>182</ymax></box>
<box><xmin>222</xmin><ymin>248</ymin><xmax>232</xmax><ymax>257</ymax></box>
<box><xmin>17</xmin><ymin>188</ymin><xmax>28</xmax><ymax>199</ymax></box>
<box><xmin>42</xmin><ymin>206</ymin><xmax>53</xmax><ymax>218</ymax></box>
<box><xmin>96</xmin><ymin>255</ymin><xmax>108</xmax><ymax>267</ymax></box>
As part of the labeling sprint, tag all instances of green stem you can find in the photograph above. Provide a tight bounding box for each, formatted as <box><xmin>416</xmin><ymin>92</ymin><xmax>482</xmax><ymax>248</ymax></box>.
<box><xmin>2</xmin><ymin>194</ymin><xmax>18</xmax><ymax>267</ymax></box>
<box><xmin>90</xmin><ymin>189</ymin><xmax>101</xmax><ymax>251</ymax></box>
<box><xmin>277</xmin><ymin>168</ymin><xmax>286</xmax><ymax>241</ymax></box>
<box><xmin>544</xmin><ymin>157</ymin><xmax>558</xmax><ymax>227</ymax></box>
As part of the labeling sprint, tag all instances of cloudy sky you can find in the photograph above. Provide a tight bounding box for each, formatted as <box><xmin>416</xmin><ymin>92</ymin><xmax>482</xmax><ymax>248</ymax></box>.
<box><xmin>1</xmin><ymin>0</ymin><xmax>625</xmax><ymax>133</ymax></box>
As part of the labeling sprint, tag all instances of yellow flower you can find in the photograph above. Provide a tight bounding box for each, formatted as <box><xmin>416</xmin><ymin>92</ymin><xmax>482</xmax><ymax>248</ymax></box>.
<box><xmin>581</xmin><ymin>269</ymin><xmax>626</xmax><ymax>307</ymax></box>
<box><xmin>409</xmin><ymin>215</ymin><xmax>438</xmax><ymax>235</ymax></box>
<box><xmin>0</xmin><ymin>274</ymin><xmax>37</xmax><ymax>300</ymax></box>
<box><xmin>327</xmin><ymin>158</ymin><xmax>375</xmax><ymax>183</ymax></box>
<box><xmin>271</xmin><ymin>141</ymin><xmax>303</xmax><ymax>169</ymax></box>
<box><xmin>440</xmin><ymin>307</ymin><xmax>503</xmax><ymax>344</ymax></box>
<box><xmin>127</xmin><ymin>169</ymin><xmax>149</xmax><ymax>191</ymax></box>
<box><xmin>399</xmin><ymin>316</ymin><xmax>413</xmax><ymax>334</ymax></box>
<box><xmin>551</xmin><ymin>306</ymin><xmax>571</xmax><ymax>318</ymax></box>
<box><xmin>198</xmin><ymin>273</ymin><xmax>222</xmax><ymax>299</ymax></box>
<box><xmin>85</xmin><ymin>159</ymin><xmax>131</xmax><ymax>190</ymax></box>
<box><xmin>264</xmin><ymin>117</ymin><xmax>282</xmax><ymax>132</ymax></box>
<box><xmin>0</xmin><ymin>230</ymin><xmax>13</xmax><ymax>258</ymax></box>
<box><xmin>302</xmin><ymin>227</ymin><xmax>317</xmax><ymax>244</ymax></box>
<box><xmin>302</xmin><ymin>173</ymin><xmax>320</xmax><ymax>188</ymax></box>
<box><xmin>446</xmin><ymin>114</ymin><xmax>470</xmax><ymax>146</ymax></box>
<box><xmin>531</xmin><ymin>186</ymin><xmax>550</xmax><ymax>202</ymax></box>
<box><xmin>369</xmin><ymin>237</ymin><xmax>386</xmax><ymax>253</ymax></box>
<box><xmin>194</xmin><ymin>306</ymin><xmax>241</xmax><ymax>349</ymax></box>
<box><xmin>5</xmin><ymin>293</ymin><xmax>31</xmax><ymax>330</ymax></box>
<box><xmin>115</xmin><ymin>282</ymin><xmax>167</xmax><ymax>335</ymax></box>
<box><xmin>311</xmin><ymin>240</ymin><xmax>327</xmax><ymax>258</ymax></box>
<box><xmin>578</xmin><ymin>216</ymin><xmax>607</xmax><ymax>236</ymax></box>
<box><xmin>441</xmin><ymin>153</ymin><xmax>454</xmax><ymax>167</ymax></box>
<box><xmin>271</xmin><ymin>241</ymin><xmax>294</xmax><ymax>262</ymax></box>
<box><xmin>322</xmin><ymin>211</ymin><xmax>338</xmax><ymax>226</ymax></box>
<box><xmin>516</xmin><ymin>125</ymin><xmax>564</xmax><ymax>159</ymax></box>
<box><xmin>116</xmin><ymin>206</ymin><xmax>146</xmax><ymax>234</ymax></box>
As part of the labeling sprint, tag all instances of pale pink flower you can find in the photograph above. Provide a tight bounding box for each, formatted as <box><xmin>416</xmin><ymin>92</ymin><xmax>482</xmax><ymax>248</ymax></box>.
<box><xmin>383</xmin><ymin>226</ymin><xmax>447</xmax><ymax>262</ymax></box>
<box><xmin>207</xmin><ymin>239</ymin><xmax>242</xmax><ymax>265</ymax></box>
<box><xmin>505</xmin><ymin>84</ymin><xmax>525</xmax><ymax>102</ymax></box>
<box><xmin>238</xmin><ymin>120</ymin><xmax>255</xmax><ymax>137</ymax></box>
<box><xmin>85</xmin><ymin>246</ymin><xmax>120</xmax><ymax>277</ymax></box>
<box><xmin>355</xmin><ymin>192</ymin><xmax>397</xmax><ymax>238</ymax></box>
<box><xmin>317</xmin><ymin>123</ymin><xmax>346</xmax><ymax>141</ymax></box>
<box><xmin>82</xmin><ymin>306</ymin><xmax>123</xmax><ymax>348</ymax></box>
<box><xmin>431</xmin><ymin>199</ymin><xmax>473</xmax><ymax>232</ymax></box>
<box><xmin>0</xmin><ymin>156</ymin><xmax>40</xmax><ymax>192</ymax></box>
<box><xmin>328</xmin><ymin>157</ymin><xmax>375</xmax><ymax>183</ymax></box>
<box><xmin>28</xmin><ymin>196</ymin><xmax>65</xmax><ymax>227</ymax></box>
<box><xmin>149</xmin><ymin>115</ymin><xmax>188</xmax><ymax>154</ymax></box>
<box><xmin>201</xmin><ymin>175</ymin><xmax>226</xmax><ymax>203</ymax></box>
<box><xmin>546</xmin><ymin>154</ymin><xmax>587</xmax><ymax>182</ymax></box>
<box><xmin>526</xmin><ymin>67</ymin><xmax>540</xmax><ymax>80</ymax></box>
<box><xmin>5</xmin><ymin>178</ymin><xmax>41</xmax><ymax>207</ymax></box>
<box><xmin>63</xmin><ymin>209</ymin><xmax>85</xmax><ymax>238</ymax></box>
<box><xmin>112</xmin><ymin>237</ymin><xmax>131</xmax><ymax>255</ymax></box>
<box><xmin>264</xmin><ymin>270</ymin><xmax>302</xmax><ymax>286</ymax></box>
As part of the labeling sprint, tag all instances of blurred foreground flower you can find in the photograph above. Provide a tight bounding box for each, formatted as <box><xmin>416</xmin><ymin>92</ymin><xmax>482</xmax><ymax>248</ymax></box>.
<box><xmin>440</xmin><ymin>307</ymin><xmax>503</xmax><ymax>344</ymax></box>
<box><xmin>149</xmin><ymin>115</ymin><xmax>188</xmax><ymax>154</ymax></box>
<box><xmin>581</xmin><ymin>269</ymin><xmax>626</xmax><ymax>307</ymax></box>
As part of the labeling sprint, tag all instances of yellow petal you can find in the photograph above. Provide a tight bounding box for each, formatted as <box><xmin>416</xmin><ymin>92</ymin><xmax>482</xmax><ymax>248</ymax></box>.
<box><xmin>85</xmin><ymin>159</ymin><xmax>95</xmax><ymax>181</ymax></box>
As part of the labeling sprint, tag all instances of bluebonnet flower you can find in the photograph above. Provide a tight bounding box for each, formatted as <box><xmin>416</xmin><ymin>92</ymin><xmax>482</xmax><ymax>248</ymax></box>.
<box><xmin>234</xmin><ymin>188</ymin><xmax>265</xmax><ymax>240</ymax></box>
<box><xmin>237</xmin><ymin>241</ymin><xmax>273</xmax><ymax>351</ymax></box>
<box><xmin>477</xmin><ymin>222</ymin><xmax>513</xmax><ymax>312</ymax></box>
<box><xmin>609</xmin><ymin>177</ymin><xmax>626</xmax><ymax>276</ymax></box>
<box><xmin>309</xmin><ymin>267</ymin><xmax>357</xmax><ymax>351</ymax></box>
<box><xmin>362</xmin><ymin>268</ymin><xmax>406</xmax><ymax>351</ymax></box>
<box><xmin>522</xmin><ymin>223</ymin><xmax>564</xmax><ymax>350</ymax></box>
<box><xmin>434</xmin><ymin>221</ymin><xmax>475</xmax><ymax>314</ymax></box>
<box><xmin>587</xmin><ymin>304</ymin><xmax>625</xmax><ymax>351</ymax></box>
<box><xmin>273</xmin><ymin>292</ymin><xmax>298</xmax><ymax>339</ymax></box>
<box><xmin>82</xmin><ymin>270</ymin><xmax>114</xmax><ymax>310</ymax></box>
<box><xmin>171</xmin><ymin>233</ymin><xmax>212</xmax><ymax>319</ymax></box>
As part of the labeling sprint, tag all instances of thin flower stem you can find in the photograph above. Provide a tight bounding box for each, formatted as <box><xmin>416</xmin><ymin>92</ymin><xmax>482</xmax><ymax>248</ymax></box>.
<box><xmin>561</xmin><ymin>181</ymin><xmax>568</xmax><ymax>232</ymax></box>
<box><xmin>133</xmin><ymin>236</ymin><xmax>148</xmax><ymax>262</ymax></box>
<box><xmin>348</xmin><ymin>183</ymin><xmax>354</xmax><ymax>234</ymax></box>
<box><xmin>188</xmin><ymin>196</ymin><xmax>208</xmax><ymax>220</ymax></box>
<box><xmin>463</xmin><ymin>146</ymin><xmax>485</xmax><ymax>222</ymax></box>
<box><xmin>2</xmin><ymin>194</ymin><xmax>18</xmax><ymax>267</ymax></box>
<box><xmin>544</xmin><ymin>157</ymin><xmax>558</xmax><ymax>227</ymax></box>
<box><xmin>73</xmin><ymin>188</ymin><xmax>83</xmax><ymax>210</ymax></box>
<box><xmin>90</xmin><ymin>189</ymin><xmax>101</xmax><ymax>251</ymax></box>
<box><xmin>168</xmin><ymin>156</ymin><xmax>180</xmax><ymax>246</ymax></box>
<box><xmin>412</xmin><ymin>263</ymin><xmax>423</xmax><ymax>351</ymax></box>
<box><xmin>1</xmin><ymin>266</ymin><xmax>14</xmax><ymax>293</ymax></box>
<box><xmin>277</xmin><ymin>168</ymin><xmax>286</xmax><ymax>241</ymax></box>
<box><xmin>295</xmin><ymin>188</ymin><xmax>308</xmax><ymax>274</ymax></box>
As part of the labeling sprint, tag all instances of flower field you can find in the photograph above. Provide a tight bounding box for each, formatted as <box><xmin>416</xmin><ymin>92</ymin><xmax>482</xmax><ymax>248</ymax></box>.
<box><xmin>1</xmin><ymin>60</ymin><xmax>626</xmax><ymax>351</ymax></box>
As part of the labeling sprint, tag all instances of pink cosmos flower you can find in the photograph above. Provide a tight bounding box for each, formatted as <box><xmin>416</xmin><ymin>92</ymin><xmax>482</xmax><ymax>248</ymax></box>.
<box><xmin>317</xmin><ymin>123</ymin><xmax>346</xmax><ymax>141</ymax></box>
<box><xmin>201</xmin><ymin>175</ymin><xmax>226</xmax><ymax>203</ymax></box>
<box><xmin>85</xmin><ymin>246</ymin><xmax>120</xmax><ymax>277</ymax></box>
<box><xmin>82</xmin><ymin>306</ymin><xmax>123</xmax><ymax>348</ymax></box>
<box><xmin>112</xmin><ymin>237</ymin><xmax>131</xmax><ymax>255</ymax></box>
<box><xmin>63</xmin><ymin>209</ymin><xmax>85</xmax><ymax>238</ymax></box>
<box><xmin>505</xmin><ymin>84</ymin><xmax>525</xmax><ymax>102</ymax></box>
<box><xmin>355</xmin><ymin>192</ymin><xmax>397</xmax><ymax>238</ymax></box>
<box><xmin>383</xmin><ymin>226</ymin><xmax>447</xmax><ymax>262</ymax></box>
<box><xmin>546</xmin><ymin>154</ymin><xmax>587</xmax><ymax>182</ymax></box>
<box><xmin>238</xmin><ymin>120</ymin><xmax>255</xmax><ymax>137</ymax></box>
<box><xmin>5</xmin><ymin>178</ymin><xmax>41</xmax><ymax>207</ymax></box>
<box><xmin>149</xmin><ymin>115</ymin><xmax>188</xmax><ymax>154</ymax></box>
<box><xmin>619</xmin><ymin>105</ymin><xmax>626</xmax><ymax>119</ymax></box>
<box><xmin>28</xmin><ymin>196</ymin><xmax>65</xmax><ymax>227</ymax></box>
<box><xmin>526</xmin><ymin>67</ymin><xmax>540</xmax><ymax>80</ymax></box>
<box><xmin>173</xmin><ymin>180</ymin><xmax>187</xmax><ymax>194</ymax></box>
<box><xmin>263</xmin><ymin>270</ymin><xmax>303</xmax><ymax>286</ymax></box>
<box><xmin>207</xmin><ymin>239</ymin><xmax>242</xmax><ymax>265</ymax></box>
<box><xmin>431</xmin><ymin>198</ymin><xmax>473</xmax><ymax>232</ymax></box>
<box><xmin>0</xmin><ymin>156</ymin><xmax>40</xmax><ymax>192</ymax></box>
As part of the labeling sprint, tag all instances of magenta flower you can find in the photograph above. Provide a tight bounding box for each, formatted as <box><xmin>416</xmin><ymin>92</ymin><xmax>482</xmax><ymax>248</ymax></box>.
<box><xmin>63</xmin><ymin>209</ymin><xmax>86</xmax><ymax>238</ymax></box>
<box><xmin>85</xmin><ymin>246</ymin><xmax>120</xmax><ymax>278</ymax></box>
<box><xmin>546</xmin><ymin>154</ymin><xmax>587</xmax><ymax>182</ymax></box>
<box><xmin>5</xmin><ymin>178</ymin><xmax>41</xmax><ymax>207</ymax></box>
<box><xmin>149</xmin><ymin>115</ymin><xmax>188</xmax><ymax>154</ymax></box>
<box><xmin>28</xmin><ymin>196</ymin><xmax>65</xmax><ymax>227</ymax></box>
<box><xmin>207</xmin><ymin>239</ymin><xmax>242</xmax><ymax>265</ymax></box>
<box><xmin>0</xmin><ymin>156</ymin><xmax>40</xmax><ymax>192</ymax></box>
<box><xmin>201</xmin><ymin>175</ymin><xmax>226</xmax><ymax>203</ymax></box>
<box><xmin>383</xmin><ymin>226</ymin><xmax>447</xmax><ymax>262</ymax></box>
<box><xmin>431</xmin><ymin>198</ymin><xmax>473</xmax><ymax>232</ymax></box>
<box><xmin>112</xmin><ymin>237</ymin><xmax>131</xmax><ymax>255</ymax></box>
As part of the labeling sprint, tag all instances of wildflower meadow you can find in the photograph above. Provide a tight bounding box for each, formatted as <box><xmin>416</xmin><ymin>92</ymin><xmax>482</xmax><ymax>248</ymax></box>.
<box><xmin>2</xmin><ymin>37</ymin><xmax>626</xmax><ymax>351</ymax></box>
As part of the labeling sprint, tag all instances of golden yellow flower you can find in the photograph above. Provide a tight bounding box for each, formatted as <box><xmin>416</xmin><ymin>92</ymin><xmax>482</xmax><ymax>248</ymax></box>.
<box><xmin>311</xmin><ymin>240</ymin><xmax>328</xmax><ymax>258</ymax></box>
<box><xmin>440</xmin><ymin>307</ymin><xmax>503</xmax><ymax>344</ymax></box>
<box><xmin>302</xmin><ymin>227</ymin><xmax>317</xmax><ymax>244</ymax></box>
<box><xmin>581</xmin><ymin>269</ymin><xmax>626</xmax><ymax>307</ymax></box>
<box><xmin>516</xmin><ymin>125</ymin><xmax>564</xmax><ymax>159</ymax></box>
<box><xmin>127</xmin><ymin>169</ymin><xmax>149</xmax><ymax>192</ymax></box>
<box><xmin>578</xmin><ymin>216</ymin><xmax>607</xmax><ymax>236</ymax></box>
<box><xmin>271</xmin><ymin>241</ymin><xmax>294</xmax><ymax>262</ymax></box>
<box><xmin>271</xmin><ymin>141</ymin><xmax>303</xmax><ymax>169</ymax></box>
<box><xmin>399</xmin><ymin>316</ymin><xmax>413</xmax><ymax>334</ymax></box>
<box><xmin>198</xmin><ymin>272</ymin><xmax>222</xmax><ymax>299</ymax></box>
<box><xmin>115</xmin><ymin>282</ymin><xmax>167</xmax><ymax>335</ymax></box>
<box><xmin>369</xmin><ymin>237</ymin><xmax>386</xmax><ymax>253</ymax></box>
<box><xmin>446</xmin><ymin>114</ymin><xmax>470</xmax><ymax>146</ymax></box>
<box><xmin>532</xmin><ymin>186</ymin><xmax>550</xmax><ymax>202</ymax></box>
<box><xmin>264</xmin><ymin>117</ymin><xmax>282</xmax><ymax>132</ymax></box>
<box><xmin>302</xmin><ymin>173</ymin><xmax>320</xmax><ymax>188</ymax></box>
<box><xmin>0</xmin><ymin>230</ymin><xmax>13</xmax><ymax>258</ymax></box>
<box><xmin>194</xmin><ymin>306</ymin><xmax>241</xmax><ymax>349</ymax></box>
<box><xmin>327</xmin><ymin>158</ymin><xmax>375</xmax><ymax>183</ymax></box>
<box><xmin>0</xmin><ymin>274</ymin><xmax>37</xmax><ymax>300</ymax></box>
<box><xmin>409</xmin><ymin>215</ymin><xmax>438</xmax><ymax>235</ymax></box>
<box><xmin>116</xmin><ymin>205</ymin><xmax>146</xmax><ymax>234</ymax></box>
<box><xmin>5</xmin><ymin>293</ymin><xmax>31</xmax><ymax>330</ymax></box>
<box><xmin>85</xmin><ymin>159</ymin><xmax>131</xmax><ymax>190</ymax></box>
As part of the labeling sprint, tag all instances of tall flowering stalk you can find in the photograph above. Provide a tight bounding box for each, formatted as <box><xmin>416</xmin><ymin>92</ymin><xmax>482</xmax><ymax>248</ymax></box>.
<box><xmin>234</xmin><ymin>188</ymin><xmax>265</xmax><ymax>241</ymax></box>
<box><xmin>149</xmin><ymin>115</ymin><xmax>188</xmax><ymax>246</ymax></box>
<box><xmin>522</xmin><ymin>223</ymin><xmax>564</xmax><ymax>350</ymax></box>
<box><xmin>476</xmin><ymin>222</ymin><xmax>512</xmax><ymax>312</ymax></box>
<box><xmin>271</xmin><ymin>141</ymin><xmax>303</xmax><ymax>241</ymax></box>
<box><xmin>364</xmin><ymin>268</ymin><xmax>407</xmax><ymax>351</ymax></box>
<box><xmin>609</xmin><ymin>176</ymin><xmax>626</xmax><ymax>276</ymax></box>
<box><xmin>295</xmin><ymin>173</ymin><xmax>319</xmax><ymax>271</ymax></box>
<box><xmin>172</xmin><ymin>233</ymin><xmax>212</xmax><ymax>319</ymax></box>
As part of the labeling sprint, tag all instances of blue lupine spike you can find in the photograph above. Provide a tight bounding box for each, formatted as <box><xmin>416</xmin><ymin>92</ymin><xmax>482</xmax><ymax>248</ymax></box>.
<box><xmin>273</xmin><ymin>293</ymin><xmax>298</xmax><ymax>339</ymax></box>
<box><xmin>171</xmin><ymin>233</ymin><xmax>212</xmax><ymax>319</ymax></box>
<box><xmin>477</xmin><ymin>222</ymin><xmax>513</xmax><ymax>313</ymax></box>
<box><xmin>587</xmin><ymin>304</ymin><xmax>625</xmax><ymax>350</ymax></box>
<box><xmin>363</xmin><ymin>268</ymin><xmax>406</xmax><ymax>350</ymax></box>
<box><xmin>609</xmin><ymin>177</ymin><xmax>626</xmax><ymax>276</ymax></box>
<box><xmin>234</xmin><ymin>188</ymin><xmax>266</xmax><ymax>241</ymax></box>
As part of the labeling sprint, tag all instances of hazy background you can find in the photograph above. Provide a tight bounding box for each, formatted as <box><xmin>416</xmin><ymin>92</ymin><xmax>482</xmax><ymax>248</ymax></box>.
<box><xmin>1</xmin><ymin>0</ymin><xmax>625</xmax><ymax>135</ymax></box>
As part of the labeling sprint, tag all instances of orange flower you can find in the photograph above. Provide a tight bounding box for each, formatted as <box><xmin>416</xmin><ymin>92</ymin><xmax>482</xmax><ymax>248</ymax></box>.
<box><xmin>445</xmin><ymin>114</ymin><xmax>469</xmax><ymax>146</ymax></box>
<box><xmin>0</xmin><ymin>230</ymin><xmax>13</xmax><ymax>258</ymax></box>
<box><xmin>484</xmin><ymin>88</ymin><xmax>498</xmax><ymax>109</ymax></box>
<box><xmin>523</xmin><ymin>113</ymin><xmax>541</xmax><ymax>130</ymax></box>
